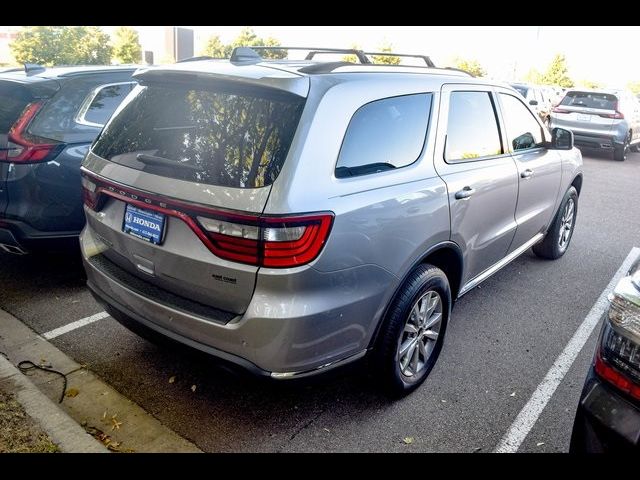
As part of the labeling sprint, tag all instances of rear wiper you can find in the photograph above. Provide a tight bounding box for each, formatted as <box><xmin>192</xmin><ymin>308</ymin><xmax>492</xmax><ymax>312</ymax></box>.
<box><xmin>136</xmin><ymin>153</ymin><xmax>202</xmax><ymax>172</ymax></box>
<box><xmin>335</xmin><ymin>162</ymin><xmax>396</xmax><ymax>178</ymax></box>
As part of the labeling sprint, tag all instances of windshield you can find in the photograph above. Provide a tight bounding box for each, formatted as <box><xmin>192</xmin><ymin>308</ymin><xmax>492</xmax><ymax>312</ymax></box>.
<box><xmin>512</xmin><ymin>85</ymin><xmax>529</xmax><ymax>98</ymax></box>
<box><xmin>92</xmin><ymin>83</ymin><xmax>305</xmax><ymax>189</ymax></box>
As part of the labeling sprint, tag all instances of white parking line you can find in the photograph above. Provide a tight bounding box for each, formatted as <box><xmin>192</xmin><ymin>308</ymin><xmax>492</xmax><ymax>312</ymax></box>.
<box><xmin>494</xmin><ymin>247</ymin><xmax>640</xmax><ymax>453</ymax></box>
<box><xmin>42</xmin><ymin>311</ymin><xmax>110</xmax><ymax>340</ymax></box>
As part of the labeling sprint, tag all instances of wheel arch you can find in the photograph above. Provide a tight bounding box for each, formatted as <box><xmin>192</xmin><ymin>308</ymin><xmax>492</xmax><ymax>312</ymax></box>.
<box><xmin>571</xmin><ymin>173</ymin><xmax>583</xmax><ymax>196</ymax></box>
<box><xmin>368</xmin><ymin>241</ymin><xmax>463</xmax><ymax>350</ymax></box>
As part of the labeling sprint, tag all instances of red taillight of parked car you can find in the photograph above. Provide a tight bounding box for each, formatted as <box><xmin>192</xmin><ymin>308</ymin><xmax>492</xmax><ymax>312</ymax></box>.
<box><xmin>198</xmin><ymin>213</ymin><xmax>333</xmax><ymax>268</ymax></box>
<box><xmin>0</xmin><ymin>101</ymin><xmax>62</xmax><ymax>163</ymax></box>
<box><xmin>81</xmin><ymin>170</ymin><xmax>334</xmax><ymax>268</ymax></box>
<box><xmin>598</xmin><ymin>111</ymin><xmax>625</xmax><ymax>119</ymax></box>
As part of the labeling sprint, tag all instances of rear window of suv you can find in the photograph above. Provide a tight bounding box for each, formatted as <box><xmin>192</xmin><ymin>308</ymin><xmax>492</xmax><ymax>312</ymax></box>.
<box><xmin>560</xmin><ymin>91</ymin><xmax>617</xmax><ymax>110</ymax></box>
<box><xmin>92</xmin><ymin>83</ymin><xmax>305</xmax><ymax>189</ymax></box>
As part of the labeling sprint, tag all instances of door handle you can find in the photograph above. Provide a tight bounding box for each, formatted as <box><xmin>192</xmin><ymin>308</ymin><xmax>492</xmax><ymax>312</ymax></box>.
<box><xmin>521</xmin><ymin>169</ymin><xmax>534</xmax><ymax>178</ymax></box>
<box><xmin>454</xmin><ymin>186</ymin><xmax>475</xmax><ymax>199</ymax></box>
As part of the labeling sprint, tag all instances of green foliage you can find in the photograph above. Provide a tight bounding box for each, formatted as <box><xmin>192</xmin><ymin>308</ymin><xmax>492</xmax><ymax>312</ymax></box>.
<box><xmin>10</xmin><ymin>26</ymin><xmax>112</xmax><ymax>66</ymax></box>
<box><xmin>452</xmin><ymin>57</ymin><xmax>486</xmax><ymax>77</ymax></box>
<box><xmin>202</xmin><ymin>28</ymin><xmax>286</xmax><ymax>60</ymax></box>
<box><xmin>202</xmin><ymin>35</ymin><xmax>232</xmax><ymax>58</ymax></box>
<box><xmin>627</xmin><ymin>81</ymin><xmax>640</xmax><ymax>96</ymax></box>
<box><xmin>578</xmin><ymin>79</ymin><xmax>602</xmax><ymax>89</ymax></box>
<box><xmin>541</xmin><ymin>54</ymin><xmax>574</xmax><ymax>88</ymax></box>
<box><xmin>371</xmin><ymin>41</ymin><xmax>400</xmax><ymax>65</ymax></box>
<box><xmin>112</xmin><ymin>27</ymin><xmax>142</xmax><ymax>64</ymax></box>
<box><xmin>523</xmin><ymin>68</ymin><xmax>543</xmax><ymax>84</ymax></box>
<box><xmin>342</xmin><ymin>44</ymin><xmax>362</xmax><ymax>63</ymax></box>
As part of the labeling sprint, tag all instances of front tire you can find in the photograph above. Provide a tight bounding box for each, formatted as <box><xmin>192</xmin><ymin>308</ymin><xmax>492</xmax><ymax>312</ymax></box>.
<box><xmin>372</xmin><ymin>264</ymin><xmax>450</xmax><ymax>396</ymax></box>
<box><xmin>533</xmin><ymin>186</ymin><xmax>578</xmax><ymax>260</ymax></box>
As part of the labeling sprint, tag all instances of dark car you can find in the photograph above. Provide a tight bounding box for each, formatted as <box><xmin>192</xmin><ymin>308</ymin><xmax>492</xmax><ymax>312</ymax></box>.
<box><xmin>0</xmin><ymin>65</ymin><xmax>138</xmax><ymax>254</ymax></box>
<box><xmin>570</xmin><ymin>255</ymin><xmax>640</xmax><ymax>452</ymax></box>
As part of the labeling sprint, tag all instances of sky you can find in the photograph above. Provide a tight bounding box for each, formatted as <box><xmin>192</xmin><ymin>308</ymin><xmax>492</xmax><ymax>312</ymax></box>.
<box><xmin>57</xmin><ymin>26</ymin><xmax>640</xmax><ymax>87</ymax></box>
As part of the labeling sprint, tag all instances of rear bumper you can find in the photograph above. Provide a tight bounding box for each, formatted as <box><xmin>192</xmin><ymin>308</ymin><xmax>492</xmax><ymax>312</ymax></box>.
<box><xmin>572</xmin><ymin>133</ymin><xmax>624</xmax><ymax>150</ymax></box>
<box><xmin>0</xmin><ymin>218</ymin><xmax>79</xmax><ymax>253</ymax></box>
<box><xmin>80</xmin><ymin>226</ymin><xmax>393</xmax><ymax>377</ymax></box>
<box><xmin>570</xmin><ymin>371</ymin><xmax>640</xmax><ymax>452</ymax></box>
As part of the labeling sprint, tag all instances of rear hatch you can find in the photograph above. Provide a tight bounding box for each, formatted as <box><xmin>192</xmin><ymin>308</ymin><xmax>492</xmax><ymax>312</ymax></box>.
<box><xmin>83</xmin><ymin>65</ymin><xmax>308</xmax><ymax>314</ymax></box>
<box><xmin>0</xmin><ymin>76</ymin><xmax>59</xmax><ymax>216</ymax></box>
<box><xmin>552</xmin><ymin>91</ymin><xmax>621</xmax><ymax>136</ymax></box>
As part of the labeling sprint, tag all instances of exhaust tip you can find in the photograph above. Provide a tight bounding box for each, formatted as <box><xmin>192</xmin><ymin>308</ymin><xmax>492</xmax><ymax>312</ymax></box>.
<box><xmin>0</xmin><ymin>243</ymin><xmax>28</xmax><ymax>255</ymax></box>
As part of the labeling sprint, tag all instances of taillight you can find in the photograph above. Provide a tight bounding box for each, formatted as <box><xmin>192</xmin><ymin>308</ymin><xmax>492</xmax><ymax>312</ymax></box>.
<box><xmin>0</xmin><ymin>101</ymin><xmax>62</xmax><ymax>163</ymax></box>
<box><xmin>598</xmin><ymin>111</ymin><xmax>624</xmax><ymax>119</ymax></box>
<box><xmin>82</xmin><ymin>171</ymin><xmax>334</xmax><ymax>268</ymax></box>
<box><xmin>594</xmin><ymin>282</ymin><xmax>640</xmax><ymax>400</ymax></box>
<box><xmin>552</xmin><ymin>107</ymin><xmax>570</xmax><ymax>114</ymax></box>
<box><xmin>197</xmin><ymin>213</ymin><xmax>333</xmax><ymax>267</ymax></box>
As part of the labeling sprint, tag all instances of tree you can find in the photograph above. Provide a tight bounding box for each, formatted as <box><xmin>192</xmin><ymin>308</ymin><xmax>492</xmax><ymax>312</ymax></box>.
<box><xmin>452</xmin><ymin>57</ymin><xmax>486</xmax><ymax>77</ymax></box>
<box><xmin>342</xmin><ymin>44</ymin><xmax>362</xmax><ymax>63</ymax></box>
<box><xmin>10</xmin><ymin>26</ymin><xmax>111</xmax><ymax>66</ymax></box>
<box><xmin>202</xmin><ymin>35</ymin><xmax>232</xmax><ymax>58</ymax></box>
<box><xmin>627</xmin><ymin>81</ymin><xmax>640</xmax><ymax>96</ymax></box>
<box><xmin>112</xmin><ymin>27</ymin><xmax>141</xmax><ymax>64</ymax></box>
<box><xmin>541</xmin><ymin>54</ymin><xmax>574</xmax><ymax>88</ymax></box>
<box><xmin>523</xmin><ymin>68</ymin><xmax>543</xmax><ymax>84</ymax></box>
<box><xmin>202</xmin><ymin>28</ymin><xmax>286</xmax><ymax>60</ymax></box>
<box><xmin>578</xmin><ymin>79</ymin><xmax>602</xmax><ymax>89</ymax></box>
<box><xmin>371</xmin><ymin>41</ymin><xmax>400</xmax><ymax>65</ymax></box>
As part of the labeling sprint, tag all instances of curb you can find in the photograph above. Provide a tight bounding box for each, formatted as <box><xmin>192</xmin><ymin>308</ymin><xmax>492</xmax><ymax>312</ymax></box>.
<box><xmin>0</xmin><ymin>353</ymin><xmax>108</xmax><ymax>453</ymax></box>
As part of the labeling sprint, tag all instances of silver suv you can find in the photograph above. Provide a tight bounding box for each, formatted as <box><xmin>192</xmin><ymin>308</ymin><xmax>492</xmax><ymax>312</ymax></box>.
<box><xmin>550</xmin><ymin>89</ymin><xmax>640</xmax><ymax>161</ymax></box>
<box><xmin>80</xmin><ymin>47</ymin><xmax>583</xmax><ymax>395</ymax></box>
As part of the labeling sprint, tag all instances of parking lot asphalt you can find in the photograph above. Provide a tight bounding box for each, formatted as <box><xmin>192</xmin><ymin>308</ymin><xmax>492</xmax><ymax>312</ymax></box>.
<box><xmin>1</xmin><ymin>149</ymin><xmax>638</xmax><ymax>452</ymax></box>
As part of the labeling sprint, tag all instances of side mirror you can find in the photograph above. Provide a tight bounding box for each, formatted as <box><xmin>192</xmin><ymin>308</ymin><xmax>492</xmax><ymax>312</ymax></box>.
<box><xmin>550</xmin><ymin>127</ymin><xmax>573</xmax><ymax>150</ymax></box>
<box><xmin>529</xmin><ymin>99</ymin><xmax>539</xmax><ymax>106</ymax></box>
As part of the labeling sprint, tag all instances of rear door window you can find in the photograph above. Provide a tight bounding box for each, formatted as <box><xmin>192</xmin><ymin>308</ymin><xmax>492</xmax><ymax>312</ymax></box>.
<box><xmin>560</xmin><ymin>91</ymin><xmax>618</xmax><ymax>110</ymax></box>
<box><xmin>92</xmin><ymin>84</ymin><xmax>305</xmax><ymax>189</ymax></box>
<box><xmin>445</xmin><ymin>91</ymin><xmax>503</xmax><ymax>162</ymax></box>
<box><xmin>335</xmin><ymin>93</ymin><xmax>432</xmax><ymax>178</ymax></box>
<box><xmin>499</xmin><ymin>93</ymin><xmax>544</xmax><ymax>151</ymax></box>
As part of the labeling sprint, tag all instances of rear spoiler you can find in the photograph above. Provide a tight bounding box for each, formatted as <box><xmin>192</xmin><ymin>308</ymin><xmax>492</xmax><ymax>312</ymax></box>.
<box><xmin>133</xmin><ymin>63</ymin><xmax>309</xmax><ymax>98</ymax></box>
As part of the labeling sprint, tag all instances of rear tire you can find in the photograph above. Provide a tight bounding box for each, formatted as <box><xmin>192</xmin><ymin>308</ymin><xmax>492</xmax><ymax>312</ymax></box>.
<box><xmin>614</xmin><ymin>134</ymin><xmax>630</xmax><ymax>161</ymax></box>
<box><xmin>630</xmin><ymin>143</ymin><xmax>639</xmax><ymax>153</ymax></box>
<box><xmin>372</xmin><ymin>264</ymin><xmax>450</xmax><ymax>397</ymax></box>
<box><xmin>533</xmin><ymin>186</ymin><xmax>578</xmax><ymax>260</ymax></box>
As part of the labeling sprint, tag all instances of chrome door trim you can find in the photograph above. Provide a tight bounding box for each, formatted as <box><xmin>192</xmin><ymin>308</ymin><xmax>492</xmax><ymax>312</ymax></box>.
<box><xmin>458</xmin><ymin>233</ymin><xmax>544</xmax><ymax>297</ymax></box>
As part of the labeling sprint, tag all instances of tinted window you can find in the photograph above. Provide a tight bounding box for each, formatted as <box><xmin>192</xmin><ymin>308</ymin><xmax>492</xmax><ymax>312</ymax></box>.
<box><xmin>560</xmin><ymin>91</ymin><xmax>617</xmax><ymax>110</ymax></box>
<box><xmin>445</xmin><ymin>91</ymin><xmax>502</xmax><ymax>162</ymax></box>
<box><xmin>335</xmin><ymin>94</ymin><xmax>432</xmax><ymax>178</ymax></box>
<box><xmin>92</xmin><ymin>84</ymin><xmax>305</xmax><ymax>189</ymax></box>
<box><xmin>499</xmin><ymin>93</ymin><xmax>544</xmax><ymax>151</ymax></box>
<box><xmin>79</xmin><ymin>83</ymin><xmax>135</xmax><ymax>126</ymax></box>
<box><xmin>512</xmin><ymin>85</ymin><xmax>529</xmax><ymax>98</ymax></box>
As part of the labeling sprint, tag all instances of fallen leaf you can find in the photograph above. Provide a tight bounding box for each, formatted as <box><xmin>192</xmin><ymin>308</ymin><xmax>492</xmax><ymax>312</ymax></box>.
<box><xmin>472</xmin><ymin>447</ymin><xmax>482</xmax><ymax>453</ymax></box>
<box><xmin>102</xmin><ymin>410</ymin><xmax>108</xmax><ymax>419</ymax></box>
<box><xmin>403</xmin><ymin>437</ymin><xmax>414</xmax><ymax>445</ymax></box>
<box><xmin>65</xmin><ymin>388</ymin><xmax>80</xmax><ymax>398</ymax></box>
<box><xmin>323</xmin><ymin>428</ymin><xmax>330</xmax><ymax>433</ymax></box>
<box><xmin>168</xmin><ymin>376</ymin><xmax>176</xmax><ymax>384</ymax></box>
<box><xmin>191</xmin><ymin>384</ymin><xmax>197</xmax><ymax>392</ymax></box>
<box><xmin>111</xmin><ymin>417</ymin><xmax>123</xmax><ymax>431</ymax></box>
<box><xmin>441</xmin><ymin>399</ymin><xmax>447</xmax><ymax>403</ymax></box>
<box><xmin>510</xmin><ymin>392</ymin><xmax>516</xmax><ymax>397</ymax></box>
<box><xmin>536</xmin><ymin>442</ymin><xmax>545</xmax><ymax>447</ymax></box>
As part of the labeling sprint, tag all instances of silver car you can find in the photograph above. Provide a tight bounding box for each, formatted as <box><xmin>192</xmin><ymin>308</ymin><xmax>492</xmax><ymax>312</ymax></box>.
<box><xmin>80</xmin><ymin>48</ymin><xmax>583</xmax><ymax>395</ymax></box>
<box><xmin>550</xmin><ymin>89</ymin><xmax>640</xmax><ymax>161</ymax></box>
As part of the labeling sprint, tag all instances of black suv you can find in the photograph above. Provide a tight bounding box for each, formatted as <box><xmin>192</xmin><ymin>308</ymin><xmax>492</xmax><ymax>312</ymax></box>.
<box><xmin>0</xmin><ymin>65</ymin><xmax>138</xmax><ymax>254</ymax></box>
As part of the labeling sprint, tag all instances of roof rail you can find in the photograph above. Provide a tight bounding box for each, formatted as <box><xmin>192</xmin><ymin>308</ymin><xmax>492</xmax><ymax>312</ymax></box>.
<box><xmin>245</xmin><ymin>46</ymin><xmax>372</xmax><ymax>64</ymax></box>
<box><xmin>176</xmin><ymin>55</ymin><xmax>215</xmax><ymax>63</ymax></box>
<box><xmin>24</xmin><ymin>63</ymin><xmax>45</xmax><ymax>75</ymax></box>
<box><xmin>363</xmin><ymin>52</ymin><xmax>435</xmax><ymax>68</ymax></box>
<box><xmin>231</xmin><ymin>46</ymin><xmax>440</xmax><ymax>69</ymax></box>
